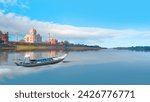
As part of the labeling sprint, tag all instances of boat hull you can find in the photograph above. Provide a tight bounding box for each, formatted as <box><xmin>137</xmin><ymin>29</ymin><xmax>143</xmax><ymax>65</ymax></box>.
<box><xmin>14</xmin><ymin>54</ymin><xmax>67</xmax><ymax>67</ymax></box>
<box><xmin>15</xmin><ymin>58</ymin><xmax>64</xmax><ymax>67</ymax></box>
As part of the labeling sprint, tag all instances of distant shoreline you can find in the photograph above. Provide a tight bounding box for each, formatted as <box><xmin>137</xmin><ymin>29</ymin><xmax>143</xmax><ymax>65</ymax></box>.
<box><xmin>114</xmin><ymin>46</ymin><xmax>150</xmax><ymax>52</ymax></box>
<box><xmin>2</xmin><ymin>44</ymin><xmax>150</xmax><ymax>52</ymax></box>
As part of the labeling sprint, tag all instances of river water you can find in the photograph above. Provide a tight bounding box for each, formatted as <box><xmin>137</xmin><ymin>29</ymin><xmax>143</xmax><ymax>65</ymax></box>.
<box><xmin>0</xmin><ymin>49</ymin><xmax>150</xmax><ymax>85</ymax></box>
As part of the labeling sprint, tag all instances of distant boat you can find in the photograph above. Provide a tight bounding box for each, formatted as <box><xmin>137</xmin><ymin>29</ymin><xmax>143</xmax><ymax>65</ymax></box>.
<box><xmin>14</xmin><ymin>54</ymin><xmax>67</xmax><ymax>67</ymax></box>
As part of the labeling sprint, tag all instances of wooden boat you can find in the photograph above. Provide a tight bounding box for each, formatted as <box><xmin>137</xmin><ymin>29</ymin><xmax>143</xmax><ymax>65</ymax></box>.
<box><xmin>15</xmin><ymin>54</ymin><xmax>67</xmax><ymax>67</ymax></box>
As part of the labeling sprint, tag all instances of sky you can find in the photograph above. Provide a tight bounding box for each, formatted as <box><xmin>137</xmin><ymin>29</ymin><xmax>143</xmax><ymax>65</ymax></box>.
<box><xmin>0</xmin><ymin>0</ymin><xmax>150</xmax><ymax>48</ymax></box>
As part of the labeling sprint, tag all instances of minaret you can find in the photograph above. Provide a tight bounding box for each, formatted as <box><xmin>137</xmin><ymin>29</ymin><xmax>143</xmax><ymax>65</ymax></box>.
<box><xmin>16</xmin><ymin>32</ymin><xmax>18</xmax><ymax>42</ymax></box>
<box><xmin>48</xmin><ymin>33</ymin><xmax>50</xmax><ymax>41</ymax></box>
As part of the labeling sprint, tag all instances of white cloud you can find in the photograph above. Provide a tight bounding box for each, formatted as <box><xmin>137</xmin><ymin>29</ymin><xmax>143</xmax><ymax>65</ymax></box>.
<box><xmin>0</xmin><ymin>0</ymin><xmax>17</xmax><ymax>5</ymax></box>
<box><xmin>0</xmin><ymin>11</ymin><xmax>150</xmax><ymax>47</ymax></box>
<box><xmin>0</xmin><ymin>0</ymin><xmax>29</xmax><ymax>10</ymax></box>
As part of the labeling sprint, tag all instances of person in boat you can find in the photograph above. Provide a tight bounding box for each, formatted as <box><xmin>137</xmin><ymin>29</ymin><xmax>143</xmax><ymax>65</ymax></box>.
<box><xmin>15</xmin><ymin>53</ymin><xmax>67</xmax><ymax>67</ymax></box>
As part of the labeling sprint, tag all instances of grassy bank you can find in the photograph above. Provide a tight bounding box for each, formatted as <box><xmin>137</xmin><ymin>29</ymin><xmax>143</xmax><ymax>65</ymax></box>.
<box><xmin>68</xmin><ymin>46</ymin><xmax>103</xmax><ymax>51</ymax></box>
<box><xmin>16</xmin><ymin>45</ymin><xmax>64</xmax><ymax>51</ymax></box>
<box><xmin>0</xmin><ymin>44</ymin><xmax>16</xmax><ymax>50</ymax></box>
<box><xmin>0</xmin><ymin>44</ymin><xmax>104</xmax><ymax>52</ymax></box>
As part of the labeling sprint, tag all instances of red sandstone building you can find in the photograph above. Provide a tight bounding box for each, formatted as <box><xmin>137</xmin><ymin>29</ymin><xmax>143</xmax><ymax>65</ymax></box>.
<box><xmin>0</xmin><ymin>30</ymin><xmax>9</xmax><ymax>43</ymax></box>
<box><xmin>47</xmin><ymin>38</ymin><xmax>58</xmax><ymax>45</ymax></box>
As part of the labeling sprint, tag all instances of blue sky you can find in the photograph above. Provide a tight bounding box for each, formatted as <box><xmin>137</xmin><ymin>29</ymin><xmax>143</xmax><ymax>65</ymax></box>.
<box><xmin>0</xmin><ymin>0</ymin><xmax>150</xmax><ymax>47</ymax></box>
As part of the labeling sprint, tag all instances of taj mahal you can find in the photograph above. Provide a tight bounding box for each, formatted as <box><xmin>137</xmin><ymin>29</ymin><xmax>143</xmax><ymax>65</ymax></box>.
<box><xmin>24</xmin><ymin>28</ymin><xmax>42</xmax><ymax>43</ymax></box>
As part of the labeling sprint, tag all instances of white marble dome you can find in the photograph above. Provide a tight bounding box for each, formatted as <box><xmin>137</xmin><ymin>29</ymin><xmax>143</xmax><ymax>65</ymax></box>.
<box><xmin>29</xmin><ymin>28</ymin><xmax>37</xmax><ymax>35</ymax></box>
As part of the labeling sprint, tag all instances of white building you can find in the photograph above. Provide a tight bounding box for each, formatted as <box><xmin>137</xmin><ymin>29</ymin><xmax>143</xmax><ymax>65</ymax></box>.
<box><xmin>24</xmin><ymin>28</ymin><xmax>42</xmax><ymax>43</ymax></box>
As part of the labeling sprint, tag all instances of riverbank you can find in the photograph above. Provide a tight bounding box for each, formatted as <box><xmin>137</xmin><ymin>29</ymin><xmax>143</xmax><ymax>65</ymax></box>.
<box><xmin>0</xmin><ymin>44</ymin><xmax>16</xmax><ymax>51</ymax></box>
<box><xmin>114</xmin><ymin>46</ymin><xmax>150</xmax><ymax>52</ymax></box>
<box><xmin>0</xmin><ymin>44</ymin><xmax>104</xmax><ymax>52</ymax></box>
<box><xmin>67</xmin><ymin>46</ymin><xmax>103</xmax><ymax>51</ymax></box>
<box><xmin>16</xmin><ymin>45</ymin><xmax>64</xmax><ymax>51</ymax></box>
<box><xmin>16</xmin><ymin>45</ymin><xmax>104</xmax><ymax>51</ymax></box>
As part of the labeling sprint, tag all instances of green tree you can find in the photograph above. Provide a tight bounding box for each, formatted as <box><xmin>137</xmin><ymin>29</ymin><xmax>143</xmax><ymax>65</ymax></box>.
<box><xmin>0</xmin><ymin>38</ymin><xmax>4</xmax><ymax>44</ymax></box>
<box><xmin>63</xmin><ymin>40</ymin><xmax>70</xmax><ymax>47</ymax></box>
<box><xmin>19</xmin><ymin>39</ymin><xmax>24</xmax><ymax>42</ymax></box>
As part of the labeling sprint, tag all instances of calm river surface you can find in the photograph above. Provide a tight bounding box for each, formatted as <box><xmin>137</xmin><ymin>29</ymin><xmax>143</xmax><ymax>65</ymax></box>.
<box><xmin>0</xmin><ymin>49</ymin><xmax>150</xmax><ymax>85</ymax></box>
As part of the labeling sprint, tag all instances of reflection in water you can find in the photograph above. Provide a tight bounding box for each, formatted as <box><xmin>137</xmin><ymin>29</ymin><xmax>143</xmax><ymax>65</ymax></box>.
<box><xmin>0</xmin><ymin>63</ymin><xmax>61</xmax><ymax>81</ymax></box>
<box><xmin>46</xmin><ymin>50</ymin><xmax>58</xmax><ymax>58</ymax></box>
<box><xmin>0</xmin><ymin>50</ymin><xmax>64</xmax><ymax>63</ymax></box>
<box><xmin>0</xmin><ymin>49</ymin><xmax>150</xmax><ymax>84</ymax></box>
<box><xmin>24</xmin><ymin>52</ymin><xmax>42</xmax><ymax>59</ymax></box>
<box><xmin>0</xmin><ymin>50</ymin><xmax>65</xmax><ymax>81</ymax></box>
<box><xmin>0</xmin><ymin>52</ymin><xmax>8</xmax><ymax>63</ymax></box>
<box><xmin>24</xmin><ymin>50</ymin><xmax>65</xmax><ymax>59</ymax></box>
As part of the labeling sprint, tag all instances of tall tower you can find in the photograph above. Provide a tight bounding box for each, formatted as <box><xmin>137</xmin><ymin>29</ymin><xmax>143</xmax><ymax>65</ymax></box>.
<box><xmin>48</xmin><ymin>33</ymin><xmax>50</xmax><ymax>40</ymax></box>
<box><xmin>16</xmin><ymin>32</ymin><xmax>18</xmax><ymax>42</ymax></box>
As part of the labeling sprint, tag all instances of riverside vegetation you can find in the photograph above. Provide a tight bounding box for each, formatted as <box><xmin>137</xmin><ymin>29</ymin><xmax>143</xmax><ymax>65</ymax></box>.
<box><xmin>0</xmin><ymin>42</ymin><xmax>104</xmax><ymax>51</ymax></box>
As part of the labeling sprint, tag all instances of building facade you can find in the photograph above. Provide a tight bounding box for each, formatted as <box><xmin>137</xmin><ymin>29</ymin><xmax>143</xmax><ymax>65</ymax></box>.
<box><xmin>47</xmin><ymin>38</ymin><xmax>58</xmax><ymax>45</ymax></box>
<box><xmin>24</xmin><ymin>28</ymin><xmax>42</xmax><ymax>43</ymax></box>
<box><xmin>0</xmin><ymin>30</ymin><xmax>9</xmax><ymax>44</ymax></box>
